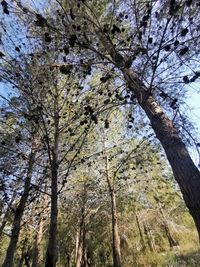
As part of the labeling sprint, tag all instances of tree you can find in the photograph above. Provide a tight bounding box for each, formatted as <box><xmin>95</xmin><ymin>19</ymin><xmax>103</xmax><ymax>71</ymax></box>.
<box><xmin>0</xmin><ymin>1</ymin><xmax>200</xmax><ymax>266</ymax></box>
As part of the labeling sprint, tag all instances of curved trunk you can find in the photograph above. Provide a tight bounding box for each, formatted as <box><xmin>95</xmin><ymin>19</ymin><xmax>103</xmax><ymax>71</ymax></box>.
<box><xmin>98</xmin><ymin>32</ymin><xmax>200</xmax><ymax>239</ymax></box>
<box><xmin>2</xmin><ymin>143</ymin><xmax>37</xmax><ymax>267</ymax></box>
<box><xmin>123</xmin><ymin>67</ymin><xmax>200</xmax><ymax>238</ymax></box>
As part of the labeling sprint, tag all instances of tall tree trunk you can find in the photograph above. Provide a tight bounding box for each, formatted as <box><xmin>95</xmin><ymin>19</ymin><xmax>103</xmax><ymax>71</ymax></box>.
<box><xmin>76</xmin><ymin>198</ymin><xmax>86</xmax><ymax>267</ymax></box>
<box><xmin>31</xmin><ymin>213</ymin><xmax>44</xmax><ymax>267</ymax></box>
<box><xmin>110</xmin><ymin>189</ymin><xmax>121</xmax><ymax>267</ymax></box>
<box><xmin>32</xmin><ymin>182</ymin><xmax>48</xmax><ymax>267</ymax></box>
<box><xmin>75</xmin><ymin>214</ymin><xmax>84</xmax><ymax>267</ymax></box>
<box><xmin>124</xmin><ymin>67</ymin><xmax>200</xmax><ymax>238</ymax></box>
<box><xmin>2</xmin><ymin>139</ymin><xmax>37</xmax><ymax>267</ymax></box>
<box><xmin>99</xmin><ymin>32</ymin><xmax>200</xmax><ymax>239</ymax></box>
<box><xmin>105</xmin><ymin>153</ymin><xmax>121</xmax><ymax>267</ymax></box>
<box><xmin>45</xmin><ymin>101</ymin><xmax>59</xmax><ymax>267</ymax></box>
<box><xmin>44</xmin><ymin>148</ymin><xmax>58</xmax><ymax>267</ymax></box>
<box><xmin>75</xmin><ymin>229</ymin><xmax>79</xmax><ymax>265</ymax></box>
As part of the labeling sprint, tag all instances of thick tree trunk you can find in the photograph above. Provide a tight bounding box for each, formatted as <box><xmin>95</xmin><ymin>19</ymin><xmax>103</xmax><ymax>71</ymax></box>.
<box><xmin>98</xmin><ymin>32</ymin><xmax>200</xmax><ymax>239</ymax></box>
<box><xmin>2</xmin><ymin>141</ymin><xmax>37</xmax><ymax>267</ymax></box>
<box><xmin>123</xmin><ymin>67</ymin><xmax>200</xmax><ymax>238</ymax></box>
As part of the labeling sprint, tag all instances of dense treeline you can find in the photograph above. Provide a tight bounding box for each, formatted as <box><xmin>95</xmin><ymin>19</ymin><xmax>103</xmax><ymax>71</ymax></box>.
<box><xmin>0</xmin><ymin>0</ymin><xmax>200</xmax><ymax>266</ymax></box>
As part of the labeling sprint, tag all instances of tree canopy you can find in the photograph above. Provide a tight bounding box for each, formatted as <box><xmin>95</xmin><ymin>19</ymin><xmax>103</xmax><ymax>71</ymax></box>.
<box><xmin>0</xmin><ymin>0</ymin><xmax>200</xmax><ymax>267</ymax></box>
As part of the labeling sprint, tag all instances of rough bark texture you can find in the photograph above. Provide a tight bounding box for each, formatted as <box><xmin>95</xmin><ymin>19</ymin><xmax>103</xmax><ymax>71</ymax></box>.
<box><xmin>2</xmin><ymin>141</ymin><xmax>37</xmax><ymax>267</ymax></box>
<box><xmin>123</xmin><ymin>67</ymin><xmax>200</xmax><ymax>238</ymax></box>
<box><xmin>99</xmin><ymin>32</ymin><xmax>200</xmax><ymax>239</ymax></box>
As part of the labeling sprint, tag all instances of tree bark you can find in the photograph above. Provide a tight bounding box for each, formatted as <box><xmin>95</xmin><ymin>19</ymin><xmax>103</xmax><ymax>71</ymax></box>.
<box><xmin>32</xmin><ymin>182</ymin><xmax>48</xmax><ymax>267</ymax></box>
<box><xmin>31</xmin><ymin>212</ymin><xmax>44</xmax><ymax>267</ymax></box>
<box><xmin>110</xmin><ymin>189</ymin><xmax>121</xmax><ymax>267</ymax></box>
<box><xmin>2</xmin><ymin>140</ymin><xmax>37</xmax><ymax>267</ymax></box>
<box><xmin>45</xmin><ymin>100</ymin><xmax>60</xmax><ymax>267</ymax></box>
<box><xmin>32</xmin><ymin>229</ymin><xmax>41</xmax><ymax>267</ymax></box>
<box><xmin>76</xmin><ymin>184</ymin><xmax>87</xmax><ymax>267</ymax></box>
<box><xmin>124</xmin><ymin>67</ymin><xmax>200</xmax><ymax>238</ymax></box>
<box><xmin>44</xmin><ymin>150</ymin><xmax>58</xmax><ymax>267</ymax></box>
<box><xmin>105</xmin><ymin>153</ymin><xmax>121</xmax><ymax>267</ymax></box>
<box><xmin>99</xmin><ymin>32</ymin><xmax>200</xmax><ymax>239</ymax></box>
<box><xmin>75</xmin><ymin>209</ymin><xmax>85</xmax><ymax>267</ymax></box>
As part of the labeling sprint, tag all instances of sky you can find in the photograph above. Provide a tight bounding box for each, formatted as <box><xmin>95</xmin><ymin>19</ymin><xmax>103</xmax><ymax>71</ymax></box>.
<box><xmin>0</xmin><ymin>0</ymin><xmax>200</xmax><ymax>164</ymax></box>
<box><xmin>186</xmin><ymin>93</ymin><xmax>200</xmax><ymax>131</ymax></box>
<box><xmin>185</xmin><ymin>89</ymin><xmax>200</xmax><ymax>165</ymax></box>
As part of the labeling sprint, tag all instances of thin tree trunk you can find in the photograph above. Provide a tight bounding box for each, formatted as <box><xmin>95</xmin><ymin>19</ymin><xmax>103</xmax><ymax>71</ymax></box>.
<box><xmin>75</xmin><ymin>229</ymin><xmax>79</xmax><ymax>264</ymax></box>
<box><xmin>65</xmin><ymin>249</ymin><xmax>71</xmax><ymax>267</ymax></box>
<box><xmin>0</xmin><ymin>208</ymin><xmax>11</xmax><ymax>239</ymax></box>
<box><xmin>143</xmin><ymin>223</ymin><xmax>156</xmax><ymax>253</ymax></box>
<box><xmin>45</xmin><ymin>100</ymin><xmax>59</xmax><ymax>267</ymax></box>
<box><xmin>105</xmin><ymin>153</ymin><xmax>121</xmax><ymax>267</ymax></box>
<box><xmin>0</xmin><ymin>193</ymin><xmax>16</xmax><ymax>239</ymax></box>
<box><xmin>75</xmin><ymin>217</ymin><xmax>84</xmax><ymax>267</ymax></box>
<box><xmin>76</xmin><ymin>203</ymin><xmax>86</xmax><ymax>267</ymax></box>
<box><xmin>2</xmin><ymin>139</ymin><xmax>37</xmax><ymax>267</ymax></box>
<box><xmin>31</xmin><ymin>215</ymin><xmax>44</xmax><ymax>267</ymax></box>
<box><xmin>32</xmin><ymin>182</ymin><xmax>48</xmax><ymax>267</ymax></box>
<box><xmin>44</xmin><ymin>152</ymin><xmax>58</xmax><ymax>267</ymax></box>
<box><xmin>99</xmin><ymin>32</ymin><xmax>200</xmax><ymax>239</ymax></box>
<box><xmin>158</xmin><ymin>207</ymin><xmax>178</xmax><ymax>248</ymax></box>
<box><xmin>135</xmin><ymin>213</ymin><xmax>146</xmax><ymax>251</ymax></box>
<box><xmin>110</xmin><ymin>189</ymin><xmax>121</xmax><ymax>267</ymax></box>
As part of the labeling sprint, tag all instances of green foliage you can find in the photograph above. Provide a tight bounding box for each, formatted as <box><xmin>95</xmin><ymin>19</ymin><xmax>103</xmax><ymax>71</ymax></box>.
<box><xmin>0</xmin><ymin>0</ymin><xmax>200</xmax><ymax>266</ymax></box>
